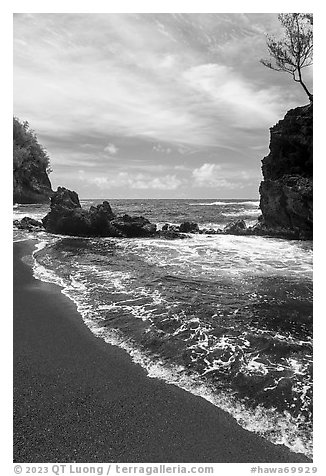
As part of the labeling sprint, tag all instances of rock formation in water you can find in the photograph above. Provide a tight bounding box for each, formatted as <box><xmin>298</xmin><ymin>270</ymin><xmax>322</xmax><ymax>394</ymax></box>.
<box><xmin>13</xmin><ymin>216</ymin><xmax>44</xmax><ymax>232</ymax></box>
<box><xmin>40</xmin><ymin>187</ymin><xmax>204</xmax><ymax>239</ymax></box>
<box><xmin>256</xmin><ymin>104</ymin><xmax>313</xmax><ymax>239</ymax></box>
<box><xmin>13</xmin><ymin>117</ymin><xmax>53</xmax><ymax>204</ymax></box>
<box><xmin>42</xmin><ymin>187</ymin><xmax>158</xmax><ymax>238</ymax></box>
<box><xmin>17</xmin><ymin>101</ymin><xmax>314</xmax><ymax>242</ymax></box>
<box><xmin>223</xmin><ymin>220</ymin><xmax>247</xmax><ymax>235</ymax></box>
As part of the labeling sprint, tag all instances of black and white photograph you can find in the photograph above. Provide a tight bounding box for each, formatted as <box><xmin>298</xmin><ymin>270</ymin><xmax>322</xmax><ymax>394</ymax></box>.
<box><xmin>12</xmin><ymin>7</ymin><xmax>314</xmax><ymax>469</ymax></box>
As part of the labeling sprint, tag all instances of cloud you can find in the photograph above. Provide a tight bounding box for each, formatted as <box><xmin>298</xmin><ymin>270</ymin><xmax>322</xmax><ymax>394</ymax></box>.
<box><xmin>193</xmin><ymin>163</ymin><xmax>219</xmax><ymax>184</ymax></box>
<box><xmin>183</xmin><ymin>63</ymin><xmax>281</xmax><ymax>129</ymax></box>
<box><xmin>84</xmin><ymin>172</ymin><xmax>183</xmax><ymax>191</ymax></box>
<box><xmin>191</xmin><ymin>162</ymin><xmax>258</xmax><ymax>189</ymax></box>
<box><xmin>192</xmin><ymin>163</ymin><xmax>232</xmax><ymax>188</ymax></box>
<box><xmin>153</xmin><ymin>144</ymin><xmax>172</xmax><ymax>154</ymax></box>
<box><xmin>104</xmin><ymin>143</ymin><xmax>119</xmax><ymax>155</ymax></box>
<box><xmin>14</xmin><ymin>13</ymin><xmax>309</xmax><ymax>199</ymax></box>
<box><xmin>14</xmin><ymin>13</ymin><xmax>292</xmax><ymax>152</ymax></box>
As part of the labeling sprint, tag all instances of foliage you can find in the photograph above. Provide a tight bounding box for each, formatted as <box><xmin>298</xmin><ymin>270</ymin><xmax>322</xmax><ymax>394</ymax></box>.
<box><xmin>260</xmin><ymin>13</ymin><xmax>313</xmax><ymax>101</ymax></box>
<box><xmin>13</xmin><ymin>117</ymin><xmax>52</xmax><ymax>173</ymax></box>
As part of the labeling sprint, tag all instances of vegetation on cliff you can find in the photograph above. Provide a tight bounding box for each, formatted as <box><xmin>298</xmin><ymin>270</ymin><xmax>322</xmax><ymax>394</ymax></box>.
<box><xmin>261</xmin><ymin>13</ymin><xmax>313</xmax><ymax>102</ymax></box>
<box><xmin>13</xmin><ymin>117</ymin><xmax>53</xmax><ymax>203</ymax></box>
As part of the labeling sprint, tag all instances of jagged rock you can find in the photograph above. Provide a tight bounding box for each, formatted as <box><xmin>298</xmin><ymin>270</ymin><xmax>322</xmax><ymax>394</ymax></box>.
<box><xmin>157</xmin><ymin>230</ymin><xmax>189</xmax><ymax>240</ymax></box>
<box><xmin>50</xmin><ymin>186</ymin><xmax>81</xmax><ymax>211</ymax></box>
<box><xmin>247</xmin><ymin>221</ymin><xmax>302</xmax><ymax>239</ymax></box>
<box><xmin>42</xmin><ymin>187</ymin><xmax>88</xmax><ymax>235</ymax></box>
<box><xmin>14</xmin><ymin>216</ymin><xmax>44</xmax><ymax>231</ymax></box>
<box><xmin>179</xmin><ymin>221</ymin><xmax>200</xmax><ymax>233</ymax></box>
<box><xmin>44</xmin><ymin>207</ymin><xmax>93</xmax><ymax>236</ymax></box>
<box><xmin>42</xmin><ymin>187</ymin><xmax>157</xmax><ymax>238</ymax></box>
<box><xmin>201</xmin><ymin>228</ymin><xmax>222</xmax><ymax>235</ymax></box>
<box><xmin>258</xmin><ymin>104</ymin><xmax>313</xmax><ymax>239</ymax></box>
<box><xmin>110</xmin><ymin>215</ymin><xmax>157</xmax><ymax>238</ymax></box>
<box><xmin>223</xmin><ymin>220</ymin><xmax>247</xmax><ymax>235</ymax></box>
<box><xmin>162</xmin><ymin>223</ymin><xmax>180</xmax><ymax>232</ymax></box>
<box><xmin>88</xmin><ymin>201</ymin><xmax>117</xmax><ymax>236</ymax></box>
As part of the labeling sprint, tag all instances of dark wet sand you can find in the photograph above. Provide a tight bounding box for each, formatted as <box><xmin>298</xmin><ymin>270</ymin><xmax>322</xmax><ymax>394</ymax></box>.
<box><xmin>13</xmin><ymin>240</ymin><xmax>311</xmax><ymax>463</ymax></box>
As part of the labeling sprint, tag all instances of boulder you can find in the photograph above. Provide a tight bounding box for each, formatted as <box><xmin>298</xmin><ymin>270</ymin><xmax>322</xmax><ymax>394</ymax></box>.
<box><xmin>202</xmin><ymin>228</ymin><xmax>221</xmax><ymax>235</ymax></box>
<box><xmin>42</xmin><ymin>187</ymin><xmax>88</xmax><ymax>235</ymax></box>
<box><xmin>110</xmin><ymin>215</ymin><xmax>157</xmax><ymax>238</ymax></box>
<box><xmin>162</xmin><ymin>223</ymin><xmax>180</xmax><ymax>232</ymax></box>
<box><xmin>158</xmin><ymin>230</ymin><xmax>189</xmax><ymax>240</ymax></box>
<box><xmin>179</xmin><ymin>221</ymin><xmax>200</xmax><ymax>233</ymax></box>
<box><xmin>88</xmin><ymin>201</ymin><xmax>117</xmax><ymax>236</ymax></box>
<box><xmin>223</xmin><ymin>220</ymin><xmax>247</xmax><ymax>235</ymax></box>
<box><xmin>247</xmin><ymin>220</ymin><xmax>304</xmax><ymax>240</ymax></box>
<box><xmin>14</xmin><ymin>216</ymin><xmax>44</xmax><ymax>232</ymax></box>
<box><xmin>51</xmin><ymin>186</ymin><xmax>81</xmax><ymax>210</ymax></box>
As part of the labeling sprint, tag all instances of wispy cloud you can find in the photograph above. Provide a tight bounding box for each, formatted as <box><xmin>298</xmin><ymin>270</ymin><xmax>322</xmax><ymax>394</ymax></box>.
<box><xmin>14</xmin><ymin>13</ymin><xmax>312</xmax><ymax>198</ymax></box>
<box><xmin>82</xmin><ymin>172</ymin><xmax>183</xmax><ymax>191</ymax></box>
<box><xmin>13</xmin><ymin>13</ymin><xmax>290</xmax><ymax>147</ymax></box>
<box><xmin>104</xmin><ymin>143</ymin><xmax>119</xmax><ymax>155</ymax></box>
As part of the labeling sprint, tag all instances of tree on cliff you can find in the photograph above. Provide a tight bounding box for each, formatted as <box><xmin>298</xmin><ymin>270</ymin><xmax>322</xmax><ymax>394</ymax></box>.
<box><xmin>261</xmin><ymin>13</ymin><xmax>313</xmax><ymax>102</ymax></box>
<box><xmin>13</xmin><ymin>117</ymin><xmax>52</xmax><ymax>174</ymax></box>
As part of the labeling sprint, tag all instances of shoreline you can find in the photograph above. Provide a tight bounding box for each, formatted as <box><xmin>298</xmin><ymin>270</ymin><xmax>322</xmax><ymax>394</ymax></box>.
<box><xmin>13</xmin><ymin>239</ymin><xmax>311</xmax><ymax>463</ymax></box>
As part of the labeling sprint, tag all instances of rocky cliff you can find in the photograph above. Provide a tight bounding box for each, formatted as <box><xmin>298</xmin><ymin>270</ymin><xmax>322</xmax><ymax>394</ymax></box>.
<box><xmin>258</xmin><ymin>104</ymin><xmax>313</xmax><ymax>239</ymax></box>
<box><xmin>13</xmin><ymin>117</ymin><xmax>53</xmax><ymax>204</ymax></box>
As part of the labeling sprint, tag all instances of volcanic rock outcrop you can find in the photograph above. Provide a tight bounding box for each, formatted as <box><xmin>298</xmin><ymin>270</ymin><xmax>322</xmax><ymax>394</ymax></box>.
<box><xmin>13</xmin><ymin>216</ymin><xmax>44</xmax><ymax>232</ymax></box>
<box><xmin>42</xmin><ymin>187</ymin><xmax>158</xmax><ymax>238</ymax></box>
<box><xmin>256</xmin><ymin>104</ymin><xmax>313</xmax><ymax>239</ymax></box>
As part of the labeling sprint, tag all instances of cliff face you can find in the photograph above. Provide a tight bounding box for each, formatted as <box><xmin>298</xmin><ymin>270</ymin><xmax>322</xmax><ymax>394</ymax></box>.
<box><xmin>13</xmin><ymin>162</ymin><xmax>53</xmax><ymax>204</ymax></box>
<box><xmin>13</xmin><ymin>118</ymin><xmax>53</xmax><ymax>204</ymax></box>
<box><xmin>258</xmin><ymin>104</ymin><xmax>313</xmax><ymax>239</ymax></box>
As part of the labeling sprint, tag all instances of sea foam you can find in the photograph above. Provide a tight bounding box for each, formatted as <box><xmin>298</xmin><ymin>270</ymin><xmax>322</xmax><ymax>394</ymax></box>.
<box><xmin>30</xmin><ymin>237</ymin><xmax>313</xmax><ymax>459</ymax></box>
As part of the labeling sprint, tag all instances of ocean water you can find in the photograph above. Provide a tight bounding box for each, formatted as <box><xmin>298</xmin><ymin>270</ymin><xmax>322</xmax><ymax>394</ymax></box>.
<box><xmin>13</xmin><ymin>199</ymin><xmax>313</xmax><ymax>458</ymax></box>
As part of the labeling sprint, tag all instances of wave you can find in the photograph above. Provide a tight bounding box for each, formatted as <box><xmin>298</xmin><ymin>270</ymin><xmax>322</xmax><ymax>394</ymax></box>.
<box><xmin>31</xmin><ymin>238</ymin><xmax>313</xmax><ymax>458</ymax></box>
<box><xmin>92</xmin><ymin>325</ymin><xmax>312</xmax><ymax>458</ymax></box>
<box><xmin>191</xmin><ymin>201</ymin><xmax>260</xmax><ymax>207</ymax></box>
<box><xmin>222</xmin><ymin>210</ymin><xmax>261</xmax><ymax>217</ymax></box>
<box><xmin>118</xmin><ymin>234</ymin><xmax>313</xmax><ymax>279</ymax></box>
<box><xmin>13</xmin><ymin>203</ymin><xmax>50</xmax><ymax>223</ymax></box>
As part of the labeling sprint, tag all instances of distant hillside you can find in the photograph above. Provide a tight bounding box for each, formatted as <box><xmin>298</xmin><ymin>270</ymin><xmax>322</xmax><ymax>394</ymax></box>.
<box><xmin>13</xmin><ymin>117</ymin><xmax>53</xmax><ymax>203</ymax></box>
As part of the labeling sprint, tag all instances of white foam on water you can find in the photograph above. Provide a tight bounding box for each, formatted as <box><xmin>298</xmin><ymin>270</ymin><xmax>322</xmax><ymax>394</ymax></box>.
<box><xmin>32</xmin><ymin>257</ymin><xmax>66</xmax><ymax>288</ymax></box>
<box><xmin>222</xmin><ymin>209</ymin><xmax>261</xmax><ymax>217</ymax></box>
<box><xmin>13</xmin><ymin>234</ymin><xmax>31</xmax><ymax>243</ymax></box>
<box><xmin>80</xmin><ymin>317</ymin><xmax>313</xmax><ymax>458</ymax></box>
<box><xmin>117</xmin><ymin>234</ymin><xmax>312</xmax><ymax>281</ymax></box>
<box><xmin>32</xmin><ymin>239</ymin><xmax>66</xmax><ymax>287</ymax></box>
<box><xmin>191</xmin><ymin>201</ymin><xmax>260</xmax><ymax>207</ymax></box>
<box><xmin>191</xmin><ymin>201</ymin><xmax>231</xmax><ymax>206</ymax></box>
<box><xmin>13</xmin><ymin>205</ymin><xmax>50</xmax><ymax>222</ymax></box>
<box><xmin>29</xmin><ymin>235</ymin><xmax>313</xmax><ymax>459</ymax></box>
<box><xmin>240</xmin><ymin>201</ymin><xmax>260</xmax><ymax>206</ymax></box>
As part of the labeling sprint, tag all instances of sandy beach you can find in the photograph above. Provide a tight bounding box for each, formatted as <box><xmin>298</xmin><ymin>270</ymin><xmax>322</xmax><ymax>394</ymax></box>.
<box><xmin>13</xmin><ymin>240</ymin><xmax>311</xmax><ymax>463</ymax></box>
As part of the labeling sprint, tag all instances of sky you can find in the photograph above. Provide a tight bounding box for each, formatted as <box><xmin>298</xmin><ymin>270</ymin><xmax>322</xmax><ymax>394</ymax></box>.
<box><xmin>13</xmin><ymin>13</ymin><xmax>313</xmax><ymax>199</ymax></box>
